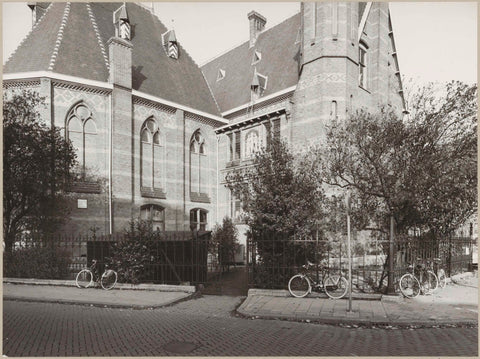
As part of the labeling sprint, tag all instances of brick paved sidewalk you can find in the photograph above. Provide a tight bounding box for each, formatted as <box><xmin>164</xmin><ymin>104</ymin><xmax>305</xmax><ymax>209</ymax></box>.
<box><xmin>238</xmin><ymin>272</ymin><xmax>478</xmax><ymax>326</ymax></box>
<box><xmin>3</xmin><ymin>283</ymin><xmax>193</xmax><ymax>309</ymax></box>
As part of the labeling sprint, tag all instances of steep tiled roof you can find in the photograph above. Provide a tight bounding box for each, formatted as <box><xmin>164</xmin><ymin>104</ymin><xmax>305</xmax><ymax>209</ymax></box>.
<box><xmin>201</xmin><ymin>13</ymin><xmax>301</xmax><ymax>113</ymax></box>
<box><xmin>4</xmin><ymin>2</ymin><xmax>220</xmax><ymax>116</ymax></box>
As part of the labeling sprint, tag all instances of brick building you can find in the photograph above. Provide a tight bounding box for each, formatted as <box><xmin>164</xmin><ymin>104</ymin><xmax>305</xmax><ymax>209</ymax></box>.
<box><xmin>3</xmin><ymin>2</ymin><xmax>406</xmax><ymax>246</ymax></box>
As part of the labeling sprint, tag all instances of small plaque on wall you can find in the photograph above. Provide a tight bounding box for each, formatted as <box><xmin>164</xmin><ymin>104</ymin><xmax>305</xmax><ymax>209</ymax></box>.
<box><xmin>77</xmin><ymin>199</ymin><xmax>87</xmax><ymax>209</ymax></box>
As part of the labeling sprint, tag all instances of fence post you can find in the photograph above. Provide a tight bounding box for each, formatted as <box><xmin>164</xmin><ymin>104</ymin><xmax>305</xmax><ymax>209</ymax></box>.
<box><xmin>387</xmin><ymin>215</ymin><xmax>396</xmax><ymax>294</ymax></box>
<box><xmin>448</xmin><ymin>235</ymin><xmax>452</xmax><ymax>277</ymax></box>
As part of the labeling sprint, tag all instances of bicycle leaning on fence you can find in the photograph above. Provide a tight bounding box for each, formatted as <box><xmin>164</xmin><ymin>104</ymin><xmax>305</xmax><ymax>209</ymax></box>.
<box><xmin>431</xmin><ymin>257</ymin><xmax>447</xmax><ymax>289</ymax></box>
<box><xmin>75</xmin><ymin>259</ymin><xmax>118</xmax><ymax>290</ymax></box>
<box><xmin>288</xmin><ymin>261</ymin><xmax>349</xmax><ymax>299</ymax></box>
<box><xmin>398</xmin><ymin>257</ymin><xmax>438</xmax><ymax>298</ymax></box>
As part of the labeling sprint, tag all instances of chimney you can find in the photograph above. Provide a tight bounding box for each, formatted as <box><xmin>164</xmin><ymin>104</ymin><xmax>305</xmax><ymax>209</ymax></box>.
<box><xmin>248</xmin><ymin>11</ymin><xmax>266</xmax><ymax>48</ymax></box>
<box><xmin>27</xmin><ymin>3</ymin><xmax>37</xmax><ymax>28</ymax></box>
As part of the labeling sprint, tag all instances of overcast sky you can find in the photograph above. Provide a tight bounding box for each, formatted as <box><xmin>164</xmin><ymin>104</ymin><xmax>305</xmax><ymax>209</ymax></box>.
<box><xmin>2</xmin><ymin>2</ymin><xmax>477</xmax><ymax>85</ymax></box>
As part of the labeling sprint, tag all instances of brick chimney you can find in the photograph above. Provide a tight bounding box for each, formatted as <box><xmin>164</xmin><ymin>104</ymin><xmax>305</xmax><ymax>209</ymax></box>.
<box><xmin>248</xmin><ymin>11</ymin><xmax>266</xmax><ymax>48</ymax></box>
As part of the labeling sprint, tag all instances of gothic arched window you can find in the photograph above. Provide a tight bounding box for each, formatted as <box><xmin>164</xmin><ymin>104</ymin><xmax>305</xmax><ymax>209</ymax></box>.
<box><xmin>66</xmin><ymin>102</ymin><xmax>97</xmax><ymax>178</ymax></box>
<box><xmin>141</xmin><ymin>118</ymin><xmax>164</xmax><ymax>190</ymax></box>
<box><xmin>190</xmin><ymin>130</ymin><xmax>207</xmax><ymax>195</ymax></box>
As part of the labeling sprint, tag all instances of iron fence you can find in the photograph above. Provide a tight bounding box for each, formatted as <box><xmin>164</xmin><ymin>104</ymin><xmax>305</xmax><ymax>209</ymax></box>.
<box><xmin>247</xmin><ymin>233</ymin><xmax>475</xmax><ymax>293</ymax></box>
<box><xmin>4</xmin><ymin>231</ymin><xmax>221</xmax><ymax>285</ymax></box>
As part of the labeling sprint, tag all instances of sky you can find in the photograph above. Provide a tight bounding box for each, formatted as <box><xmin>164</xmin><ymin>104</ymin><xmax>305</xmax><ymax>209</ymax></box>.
<box><xmin>2</xmin><ymin>2</ymin><xmax>477</xmax><ymax>85</ymax></box>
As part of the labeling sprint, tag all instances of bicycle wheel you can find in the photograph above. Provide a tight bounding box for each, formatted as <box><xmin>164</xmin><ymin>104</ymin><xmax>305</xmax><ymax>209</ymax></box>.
<box><xmin>324</xmin><ymin>275</ymin><xmax>348</xmax><ymax>299</ymax></box>
<box><xmin>399</xmin><ymin>273</ymin><xmax>420</xmax><ymax>298</ymax></box>
<box><xmin>288</xmin><ymin>274</ymin><xmax>311</xmax><ymax>298</ymax></box>
<box><xmin>101</xmin><ymin>270</ymin><xmax>117</xmax><ymax>290</ymax></box>
<box><xmin>437</xmin><ymin>269</ymin><xmax>447</xmax><ymax>288</ymax></box>
<box><xmin>426</xmin><ymin>270</ymin><xmax>438</xmax><ymax>293</ymax></box>
<box><xmin>76</xmin><ymin>269</ymin><xmax>93</xmax><ymax>288</ymax></box>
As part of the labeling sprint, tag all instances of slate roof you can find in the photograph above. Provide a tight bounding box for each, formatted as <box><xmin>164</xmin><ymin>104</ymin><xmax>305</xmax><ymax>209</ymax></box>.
<box><xmin>4</xmin><ymin>2</ymin><xmax>220</xmax><ymax>116</ymax></box>
<box><xmin>201</xmin><ymin>13</ymin><xmax>301</xmax><ymax>113</ymax></box>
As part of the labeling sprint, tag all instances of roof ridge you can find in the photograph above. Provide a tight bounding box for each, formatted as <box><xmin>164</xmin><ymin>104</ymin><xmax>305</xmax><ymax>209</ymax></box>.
<box><xmin>48</xmin><ymin>2</ymin><xmax>71</xmax><ymax>71</ymax></box>
<box><xmin>201</xmin><ymin>70</ymin><xmax>221</xmax><ymax>114</ymax></box>
<box><xmin>200</xmin><ymin>10</ymin><xmax>300</xmax><ymax>67</ymax></box>
<box><xmin>86</xmin><ymin>2</ymin><xmax>110</xmax><ymax>71</ymax></box>
<box><xmin>4</xmin><ymin>2</ymin><xmax>54</xmax><ymax>66</ymax></box>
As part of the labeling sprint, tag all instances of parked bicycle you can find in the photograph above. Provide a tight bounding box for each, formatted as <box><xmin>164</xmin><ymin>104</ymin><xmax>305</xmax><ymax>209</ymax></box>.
<box><xmin>288</xmin><ymin>261</ymin><xmax>348</xmax><ymax>299</ymax></box>
<box><xmin>76</xmin><ymin>259</ymin><xmax>118</xmax><ymax>290</ymax></box>
<box><xmin>432</xmin><ymin>257</ymin><xmax>447</xmax><ymax>288</ymax></box>
<box><xmin>399</xmin><ymin>257</ymin><xmax>438</xmax><ymax>298</ymax></box>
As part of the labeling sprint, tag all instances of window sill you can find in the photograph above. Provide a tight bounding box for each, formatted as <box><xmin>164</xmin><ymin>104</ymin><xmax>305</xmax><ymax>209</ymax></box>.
<box><xmin>68</xmin><ymin>181</ymin><xmax>102</xmax><ymax>194</ymax></box>
<box><xmin>141</xmin><ymin>187</ymin><xmax>166</xmax><ymax>199</ymax></box>
<box><xmin>190</xmin><ymin>192</ymin><xmax>210</xmax><ymax>203</ymax></box>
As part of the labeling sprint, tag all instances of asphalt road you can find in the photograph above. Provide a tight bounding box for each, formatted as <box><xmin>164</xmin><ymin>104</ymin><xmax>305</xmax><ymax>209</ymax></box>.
<box><xmin>3</xmin><ymin>296</ymin><xmax>478</xmax><ymax>356</ymax></box>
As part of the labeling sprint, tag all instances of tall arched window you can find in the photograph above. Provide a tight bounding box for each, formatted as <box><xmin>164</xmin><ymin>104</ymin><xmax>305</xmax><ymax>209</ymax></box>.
<box><xmin>244</xmin><ymin>129</ymin><xmax>260</xmax><ymax>158</ymax></box>
<box><xmin>141</xmin><ymin>118</ymin><xmax>164</xmax><ymax>190</ymax></box>
<box><xmin>190</xmin><ymin>130</ymin><xmax>207</xmax><ymax>195</ymax></box>
<box><xmin>66</xmin><ymin>102</ymin><xmax>97</xmax><ymax>178</ymax></box>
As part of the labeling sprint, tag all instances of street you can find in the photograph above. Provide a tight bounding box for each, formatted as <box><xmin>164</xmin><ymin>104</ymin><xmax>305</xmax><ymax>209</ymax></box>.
<box><xmin>3</xmin><ymin>296</ymin><xmax>477</xmax><ymax>356</ymax></box>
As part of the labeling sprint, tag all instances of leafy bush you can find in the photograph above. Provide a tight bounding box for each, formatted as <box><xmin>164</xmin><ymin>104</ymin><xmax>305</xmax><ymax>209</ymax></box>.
<box><xmin>4</xmin><ymin>245</ymin><xmax>72</xmax><ymax>279</ymax></box>
<box><xmin>107</xmin><ymin>220</ymin><xmax>158</xmax><ymax>284</ymax></box>
<box><xmin>210</xmin><ymin>217</ymin><xmax>239</xmax><ymax>270</ymax></box>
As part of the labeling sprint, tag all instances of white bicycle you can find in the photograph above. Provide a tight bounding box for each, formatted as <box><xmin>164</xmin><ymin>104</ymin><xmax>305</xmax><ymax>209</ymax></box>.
<box><xmin>75</xmin><ymin>259</ymin><xmax>117</xmax><ymax>290</ymax></box>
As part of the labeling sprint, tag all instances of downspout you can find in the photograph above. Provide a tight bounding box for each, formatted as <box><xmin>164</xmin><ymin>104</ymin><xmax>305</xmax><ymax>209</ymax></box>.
<box><xmin>108</xmin><ymin>93</ymin><xmax>113</xmax><ymax>234</ymax></box>
<box><xmin>216</xmin><ymin>134</ymin><xmax>220</xmax><ymax>224</ymax></box>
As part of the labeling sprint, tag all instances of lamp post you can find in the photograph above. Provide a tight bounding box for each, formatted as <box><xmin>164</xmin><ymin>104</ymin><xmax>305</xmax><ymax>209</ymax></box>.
<box><xmin>345</xmin><ymin>193</ymin><xmax>353</xmax><ymax>312</ymax></box>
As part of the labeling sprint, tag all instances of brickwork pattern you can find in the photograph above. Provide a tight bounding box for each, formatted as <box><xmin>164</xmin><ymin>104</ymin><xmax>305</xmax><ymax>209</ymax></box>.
<box><xmin>3</xmin><ymin>300</ymin><xmax>478</xmax><ymax>356</ymax></box>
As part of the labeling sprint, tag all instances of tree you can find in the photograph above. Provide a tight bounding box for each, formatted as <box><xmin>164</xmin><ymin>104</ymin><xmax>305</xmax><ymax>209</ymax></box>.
<box><xmin>226</xmin><ymin>139</ymin><xmax>325</xmax><ymax>238</ymax></box>
<box><xmin>210</xmin><ymin>217</ymin><xmax>239</xmax><ymax>272</ymax></box>
<box><xmin>3</xmin><ymin>90</ymin><xmax>77</xmax><ymax>252</ymax></box>
<box><xmin>319</xmin><ymin>81</ymin><xmax>477</xmax><ymax>236</ymax></box>
<box><xmin>226</xmin><ymin>139</ymin><xmax>325</xmax><ymax>286</ymax></box>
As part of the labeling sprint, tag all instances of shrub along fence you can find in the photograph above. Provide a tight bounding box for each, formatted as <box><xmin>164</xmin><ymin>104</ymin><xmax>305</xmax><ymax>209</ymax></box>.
<box><xmin>3</xmin><ymin>231</ymin><xmax>214</xmax><ymax>285</ymax></box>
<box><xmin>246</xmin><ymin>232</ymin><xmax>474</xmax><ymax>293</ymax></box>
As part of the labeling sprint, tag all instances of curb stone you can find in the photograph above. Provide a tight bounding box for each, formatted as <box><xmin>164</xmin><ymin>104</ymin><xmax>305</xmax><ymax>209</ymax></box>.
<box><xmin>3</xmin><ymin>292</ymin><xmax>196</xmax><ymax>310</ymax></box>
<box><xmin>3</xmin><ymin>278</ymin><xmax>196</xmax><ymax>293</ymax></box>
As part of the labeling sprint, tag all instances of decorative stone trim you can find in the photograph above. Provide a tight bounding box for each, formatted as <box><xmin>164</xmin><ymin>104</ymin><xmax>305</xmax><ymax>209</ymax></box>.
<box><xmin>48</xmin><ymin>2</ymin><xmax>71</xmax><ymax>71</ymax></box>
<box><xmin>3</xmin><ymin>80</ymin><xmax>41</xmax><ymax>89</ymax></box>
<box><xmin>86</xmin><ymin>3</ymin><xmax>110</xmax><ymax>71</ymax></box>
<box><xmin>141</xmin><ymin>187</ymin><xmax>167</xmax><ymax>199</ymax></box>
<box><xmin>68</xmin><ymin>181</ymin><xmax>102</xmax><ymax>194</ymax></box>
<box><xmin>225</xmin><ymin>92</ymin><xmax>292</xmax><ymax>120</ymax></box>
<box><xmin>133</xmin><ymin>96</ymin><xmax>176</xmax><ymax>114</ymax></box>
<box><xmin>185</xmin><ymin>112</ymin><xmax>223</xmax><ymax>128</ymax></box>
<box><xmin>190</xmin><ymin>192</ymin><xmax>210</xmax><ymax>203</ymax></box>
<box><xmin>53</xmin><ymin>80</ymin><xmax>111</xmax><ymax>95</ymax></box>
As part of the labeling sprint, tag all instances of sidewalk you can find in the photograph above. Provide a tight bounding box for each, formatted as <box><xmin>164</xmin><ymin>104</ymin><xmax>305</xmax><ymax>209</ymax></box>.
<box><xmin>3</xmin><ymin>279</ymin><xmax>195</xmax><ymax>309</ymax></box>
<box><xmin>3</xmin><ymin>273</ymin><xmax>478</xmax><ymax>326</ymax></box>
<box><xmin>237</xmin><ymin>272</ymin><xmax>478</xmax><ymax>327</ymax></box>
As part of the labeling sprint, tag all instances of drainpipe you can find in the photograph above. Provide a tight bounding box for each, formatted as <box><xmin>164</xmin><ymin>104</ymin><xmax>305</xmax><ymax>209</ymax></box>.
<box><xmin>108</xmin><ymin>94</ymin><xmax>113</xmax><ymax>235</ymax></box>
<box><xmin>216</xmin><ymin>134</ymin><xmax>220</xmax><ymax>224</ymax></box>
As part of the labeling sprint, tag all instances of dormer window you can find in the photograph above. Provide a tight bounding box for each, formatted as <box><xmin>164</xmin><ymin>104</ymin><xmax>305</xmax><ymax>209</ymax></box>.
<box><xmin>252</xmin><ymin>50</ymin><xmax>262</xmax><ymax>65</ymax></box>
<box><xmin>162</xmin><ymin>30</ymin><xmax>179</xmax><ymax>59</ymax></box>
<box><xmin>217</xmin><ymin>69</ymin><xmax>226</xmax><ymax>81</ymax></box>
<box><xmin>113</xmin><ymin>4</ymin><xmax>130</xmax><ymax>40</ymax></box>
<box><xmin>251</xmin><ymin>70</ymin><xmax>267</xmax><ymax>100</ymax></box>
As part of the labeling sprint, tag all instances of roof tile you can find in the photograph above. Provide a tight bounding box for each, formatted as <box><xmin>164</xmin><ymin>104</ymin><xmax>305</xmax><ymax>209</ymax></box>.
<box><xmin>201</xmin><ymin>13</ymin><xmax>301</xmax><ymax>113</ymax></box>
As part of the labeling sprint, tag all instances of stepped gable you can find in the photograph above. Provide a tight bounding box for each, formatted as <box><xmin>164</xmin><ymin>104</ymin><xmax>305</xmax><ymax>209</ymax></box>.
<box><xmin>5</xmin><ymin>2</ymin><xmax>220</xmax><ymax>116</ymax></box>
<box><xmin>201</xmin><ymin>13</ymin><xmax>301</xmax><ymax>113</ymax></box>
